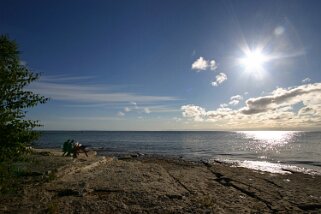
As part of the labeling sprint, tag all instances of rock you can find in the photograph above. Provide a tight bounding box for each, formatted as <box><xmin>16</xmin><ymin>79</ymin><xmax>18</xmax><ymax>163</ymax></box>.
<box><xmin>166</xmin><ymin>194</ymin><xmax>183</xmax><ymax>200</ymax></box>
<box><xmin>57</xmin><ymin>189</ymin><xmax>80</xmax><ymax>197</ymax></box>
<box><xmin>37</xmin><ymin>151</ymin><xmax>53</xmax><ymax>156</ymax></box>
<box><xmin>4</xmin><ymin>149</ymin><xmax>321</xmax><ymax>213</ymax></box>
<box><xmin>118</xmin><ymin>155</ymin><xmax>132</xmax><ymax>160</ymax></box>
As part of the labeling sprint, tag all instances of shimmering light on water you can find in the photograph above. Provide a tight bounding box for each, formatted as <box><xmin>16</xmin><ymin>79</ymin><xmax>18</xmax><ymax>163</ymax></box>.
<box><xmin>36</xmin><ymin>131</ymin><xmax>321</xmax><ymax>174</ymax></box>
<box><xmin>224</xmin><ymin>160</ymin><xmax>292</xmax><ymax>174</ymax></box>
<box><xmin>216</xmin><ymin>159</ymin><xmax>320</xmax><ymax>175</ymax></box>
<box><xmin>223</xmin><ymin>131</ymin><xmax>317</xmax><ymax>174</ymax></box>
<box><xmin>237</xmin><ymin>160</ymin><xmax>294</xmax><ymax>174</ymax></box>
<box><xmin>240</xmin><ymin>131</ymin><xmax>296</xmax><ymax>144</ymax></box>
<box><xmin>237</xmin><ymin>131</ymin><xmax>299</xmax><ymax>153</ymax></box>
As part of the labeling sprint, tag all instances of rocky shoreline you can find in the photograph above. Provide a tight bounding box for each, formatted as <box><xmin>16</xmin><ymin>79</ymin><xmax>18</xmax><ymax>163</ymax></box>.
<box><xmin>1</xmin><ymin>148</ymin><xmax>321</xmax><ymax>213</ymax></box>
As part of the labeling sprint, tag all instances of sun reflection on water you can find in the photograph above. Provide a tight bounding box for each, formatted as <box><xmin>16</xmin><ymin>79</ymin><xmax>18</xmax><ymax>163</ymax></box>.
<box><xmin>241</xmin><ymin>131</ymin><xmax>296</xmax><ymax>143</ymax></box>
<box><xmin>238</xmin><ymin>131</ymin><xmax>299</xmax><ymax>152</ymax></box>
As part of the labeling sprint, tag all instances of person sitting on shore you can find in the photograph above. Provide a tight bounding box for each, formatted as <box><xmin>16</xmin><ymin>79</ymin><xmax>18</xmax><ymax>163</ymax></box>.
<box><xmin>62</xmin><ymin>139</ymin><xmax>74</xmax><ymax>157</ymax></box>
<box><xmin>73</xmin><ymin>142</ymin><xmax>88</xmax><ymax>158</ymax></box>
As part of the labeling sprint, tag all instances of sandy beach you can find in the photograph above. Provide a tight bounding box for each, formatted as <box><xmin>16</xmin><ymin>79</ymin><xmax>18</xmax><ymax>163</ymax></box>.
<box><xmin>1</xmin><ymin>148</ymin><xmax>321</xmax><ymax>213</ymax></box>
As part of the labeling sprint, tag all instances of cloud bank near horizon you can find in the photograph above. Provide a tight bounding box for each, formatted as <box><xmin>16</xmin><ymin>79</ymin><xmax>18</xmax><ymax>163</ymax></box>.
<box><xmin>181</xmin><ymin>83</ymin><xmax>321</xmax><ymax>129</ymax></box>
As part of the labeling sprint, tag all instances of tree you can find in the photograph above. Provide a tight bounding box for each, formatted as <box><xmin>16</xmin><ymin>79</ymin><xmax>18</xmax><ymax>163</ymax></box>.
<box><xmin>0</xmin><ymin>35</ymin><xmax>48</xmax><ymax>161</ymax></box>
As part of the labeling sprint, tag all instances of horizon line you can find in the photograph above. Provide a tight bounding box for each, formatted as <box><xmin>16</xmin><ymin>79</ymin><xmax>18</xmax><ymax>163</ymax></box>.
<box><xmin>34</xmin><ymin>129</ymin><xmax>320</xmax><ymax>132</ymax></box>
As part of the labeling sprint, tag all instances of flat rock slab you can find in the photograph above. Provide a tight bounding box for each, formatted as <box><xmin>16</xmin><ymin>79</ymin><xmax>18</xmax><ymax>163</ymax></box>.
<box><xmin>2</xmin><ymin>151</ymin><xmax>321</xmax><ymax>213</ymax></box>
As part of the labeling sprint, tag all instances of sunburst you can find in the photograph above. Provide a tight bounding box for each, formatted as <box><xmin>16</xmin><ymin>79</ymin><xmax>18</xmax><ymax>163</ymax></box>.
<box><xmin>239</xmin><ymin>48</ymin><xmax>269</xmax><ymax>73</ymax></box>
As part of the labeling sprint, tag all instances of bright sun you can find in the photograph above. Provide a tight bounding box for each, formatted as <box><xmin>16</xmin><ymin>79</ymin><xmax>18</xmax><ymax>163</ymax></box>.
<box><xmin>239</xmin><ymin>49</ymin><xmax>268</xmax><ymax>72</ymax></box>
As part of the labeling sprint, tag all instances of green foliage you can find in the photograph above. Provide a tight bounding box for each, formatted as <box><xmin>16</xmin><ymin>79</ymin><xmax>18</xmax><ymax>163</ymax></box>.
<box><xmin>0</xmin><ymin>157</ymin><xmax>54</xmax><ymax>195</ymax></box>
<box><xmin>46</xmin><ymin>202</ymin><xmax>59</xmax><ymax>213</ymax></box>
<box><xmin>0</xmin><ymin>162</ymin><xmax>18</xmax><ymax>194</ymax></box>
<box><xmin>0</xmin><ymin>35</ymin><xmax>48</xmax><ymax>161</ymax></box>
<box><xmin>0</xmin><ymin>158</ymin><xmax>29</xmax><ymax>194</ymax></box>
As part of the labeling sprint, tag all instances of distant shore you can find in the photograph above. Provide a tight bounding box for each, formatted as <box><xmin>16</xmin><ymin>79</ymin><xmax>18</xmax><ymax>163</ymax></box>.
<box><xmin>1</xmin><ymin>148</ymin><xmax>321</xmax><ymax>213</ymax></box>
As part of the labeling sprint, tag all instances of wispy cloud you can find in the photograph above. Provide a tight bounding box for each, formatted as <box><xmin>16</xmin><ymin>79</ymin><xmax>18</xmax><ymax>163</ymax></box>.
<box><xmin>61</xmin><ymin>116</ymin><xmax>124</xmax><ymax>121</ymax></box>
<box><xmin>229</xmin><ymin>100</ymin><xmax>240</xmax><ymax>105</ymax></box>
<box><xmin>229</xmin><ymin>95</ymin><xmax>243</xmax><ymax>106</ymax></box>
<box><xmin>209</xmin><ymin>60</ymin><xmax>217</xmax><ymax>71</ymax></box>
<box><xmin>30</xmin><ymin>76</ymin><xmax>178</xmax><ymax>104</ymax></box>
<box><xmin>147</xmin><ymin>105</ymin><xmax>180</xmax><ymax>113</ymax></box>
<box><xmin>230</xmin><ymin>95</ymin><xmax>243</xmax><ymax>101</ymax></box>
<box><xmin>130</xmin><ymin>102</ymin><xmax>139</xmax><ymax>110</ymax></box>
<box><xmin>172</xmin><ymin>117</ymin><xmax>182</xmax><ymax>122</ymax></box>
<box><xmin>124</xmin><ymin>107</ymin><xmax>131</xmax><ymax>112</ymax></box>
<box><xmin>191</xmin><ymin>57</ymin><xmax>217</xmax><ymax>71</ymax></box>
<box><xmin>211</xmin><ymin>73</ymin><xmax>227</xmax><ymax>87</ymax></box>
<box><xmin>220</xmin><ymin>103</ymin><xmax>228</xmax><ymax>108</ymax></box>
<box><xmin>144</xmin><ymin>107</ymin><xmax>151</xmax><ymax>114</ymax></box>
<box><xmin>119</xmin><ymin>104</ymin><xmax>178</xmax><ymax>116</ymax></box>
<box><xmin>41</xmin><ymin>75</ymin><xmax>95</xmax><ymax>82</ymax></box>
<box><xmin>302</xmin><ymin>77</ymin><xmax>311</xmax><ymax>83</ymax></box>
<box><xmin>117</xmin><ymin>111</ymin><xmax>125</xmax><ymax>117</ymax></box>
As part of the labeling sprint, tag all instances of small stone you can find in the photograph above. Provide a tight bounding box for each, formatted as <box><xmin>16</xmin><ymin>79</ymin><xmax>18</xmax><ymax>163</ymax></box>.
<box><xmin>120</xmin><ymin>202</ymin><xmax>128</xmax><ymax>209</ymax></box>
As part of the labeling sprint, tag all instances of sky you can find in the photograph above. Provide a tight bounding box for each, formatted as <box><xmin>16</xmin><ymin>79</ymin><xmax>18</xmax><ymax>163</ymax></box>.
<box><xmin>1</xmin><ymin>0</ymin><xmax>321</xmax><ymax>131</ymax></box>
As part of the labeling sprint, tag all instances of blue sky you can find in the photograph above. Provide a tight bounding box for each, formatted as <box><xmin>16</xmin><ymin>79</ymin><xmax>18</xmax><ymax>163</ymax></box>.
<box><xmin>1</xmin><ymin>0</ymin><xmax>321</xmax><ymax>130</ymax></box>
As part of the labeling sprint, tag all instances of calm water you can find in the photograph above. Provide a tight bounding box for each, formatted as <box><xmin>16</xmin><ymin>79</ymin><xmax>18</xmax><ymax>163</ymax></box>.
<box><xmin>35</xmin><ymin>131</ymin><xmax>321</xmax><ymax>174</ymax></box>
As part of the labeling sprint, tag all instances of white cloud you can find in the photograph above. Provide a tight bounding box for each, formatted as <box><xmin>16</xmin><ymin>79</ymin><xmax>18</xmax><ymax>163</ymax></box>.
<box><xmin>240</xmin><ymin>83</ymin><xmax>321</xmax><ymax>115</ymax></box>
<box><xmin>191</xmin><ymin>57</ymin><xmax>217</xmax><ymax>71</ymax></box>
<box><xmin>191</xmin><ymin>57</ymin><xmax>208</xmax><ymax>71</ymax></box>
<box><xmin>230</xmin><ymin>95</ymin><xmax>243</xmax><ymax>101</ymax></box>
<box><xmin>220</xmin><ymin>103</ymin><xmax>228</xmax><ymax>108</ymax></box>
<box><xmin>298</xmin><ymin>106</ymin><xmax>315</xmax><ymax>116</ymax></box>
<box><xmin>229</xmin><ymin>95</ymin><xmax>243</xmax><ymax>106</ymax></box>
<box><xmin>209</xmin><ymin>60</ymin><xmax>217</xmax><ymax>71</ymax></box>
<box><xmin>206</xmin><ymin>107</ymin><xmax>235</xmax><ymax>120</ymax></box>
<box><xmin>181</xmin><ymin>105</ymin><xmax>206</xmax><ymax>121</ymax></box>
<box><xmin>117</xmin><ymin>111</ymin><xmax>125</xmax><ymax>117</ymax></box>
<box><xmin>172</xmin><ymin>117</ymin><xmax>182</xmax><ymax>122</ymax></box>
<box><xmin>211</xmin><ymin>73</ymin><xmax>227</xmax><ymax>86</ymax></box>
<box><xmin>302</xmin><ymin>77</ymin><xmax>311</xmax><ymax>83</ymax></box>
<box><xmin>119</xmin><ymin>105</ymin><xmax>176</xmax><ymax>117</ymax></box>
<box><xmin>124</xmin><ymin>107</ymin><xmax>131</xmax><ymax>112</ymax></box>
<box><xmin>181</xmin><ymin>83</ymin><xmax>321</xmax><ymax>129</ymax></box>
<box><xmin>229</xmin><ymin>100</ymin><xmax>240</xmax><ymax>105</ymax></box>
<box><xmin>144</xmin><ymin>107</ymin><xmax>151</xmax><ymax>114</ymax></box>
<box><xmin>130</xmin><ymin>102</ymin><xmax>139</xmax><ymax>109</ymax></box>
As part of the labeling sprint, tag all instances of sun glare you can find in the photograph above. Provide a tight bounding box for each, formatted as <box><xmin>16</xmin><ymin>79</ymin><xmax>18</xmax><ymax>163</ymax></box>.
<box><xmin>239</xmin><ymin>49</ymin><xmax>268</xmax><ymax>72</ymax></box>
